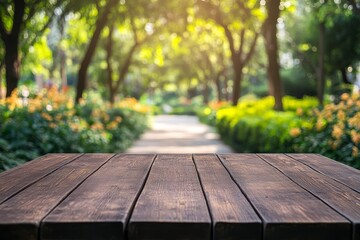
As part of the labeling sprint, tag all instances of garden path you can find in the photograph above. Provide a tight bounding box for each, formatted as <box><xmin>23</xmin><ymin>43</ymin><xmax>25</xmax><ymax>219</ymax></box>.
<box><xmin>127</xmin><ymin>115</ymin><xmax>233</xmax><ymax>153</ymax></box>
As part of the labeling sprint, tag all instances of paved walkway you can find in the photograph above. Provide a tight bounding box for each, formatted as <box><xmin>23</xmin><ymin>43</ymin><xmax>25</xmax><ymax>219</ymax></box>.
<box><xmin>127</xmin><ymin>115</ymin><xmax>233</xmax><ymax>153</ymax></box>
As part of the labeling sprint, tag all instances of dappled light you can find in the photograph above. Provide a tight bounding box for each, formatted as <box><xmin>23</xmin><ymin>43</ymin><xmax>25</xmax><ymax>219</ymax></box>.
<box><xmin>0</xmin><ymin>0</ymin><xmax>360</xmax><ymax>170</ymax></box>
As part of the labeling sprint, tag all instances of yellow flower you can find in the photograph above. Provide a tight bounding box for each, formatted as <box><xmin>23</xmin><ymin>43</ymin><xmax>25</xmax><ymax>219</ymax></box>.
<box><xmin>115</xmin><ymin>116</ymin><xmax>122</xmax><ymax>123</ymax></box>
<box><xmin>350</xmin><ymin>130</ymin><xmax>360</xmax><ymax>145</ymax></box>
<box><xmin>316</xmin><ymin>118</ymin><xmax>326</xmax><ymax>131</ymax></box>
<box><xmin>107</xmin><ymin>121</ymin><xmax>118</xmax><ymax>130</ymax></box>
<box><xmin>352</xmin><ymin>146</ymin><xmax>359</xmax><ymax>158</ymax></box>
<box><xmin>347</xmin><ymin>99</ymin><xmax>354</xmax><ymax>106</ymax></box>
<box><xmin>337</xmin><ymin>110</ymin><xmax>346</xmax><ymax>121</ymax></box>
<box><xmin>332</xmin><ymin>124</ymin><xmax>344</xmax><ymax>140</ymax></box>
<box><xmin>28</xmin><ymin>105</ymin><xmax>36</xmax><ymax>113</ymax></box>
<box><xmin>349</xmin><ymin>113</ymin><xmax>360</xmax><ymax>129</ymax></box>
<box><xmin>41</xmin><ymin>113</ymin><xmax>53</xmax><ymax>121</ymax></box>
<box><xmin>91</xmin><ymin>122</ymin><xmax>104</xmax><ymax>131</ymax></box>
<box><xmin>340</xmin><ymin>93</ymin><xmax>350</xmax><ymax>101</ymax></box>
<box><xmin>296</xmin><ymin>108</ymin><xmax>303</xmax><ymax>116</ymax></box>
<box><xmin>290</xmin><ymin>128</ymin><xmax>301</xmax><ymax>137</ymax></box>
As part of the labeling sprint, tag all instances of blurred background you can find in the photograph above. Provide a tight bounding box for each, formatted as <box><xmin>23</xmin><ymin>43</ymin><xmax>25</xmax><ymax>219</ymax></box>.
<box><xmin>0</xmin><ymin>0</ymin><xmax>359</xmax><ymax>171</ymax></box>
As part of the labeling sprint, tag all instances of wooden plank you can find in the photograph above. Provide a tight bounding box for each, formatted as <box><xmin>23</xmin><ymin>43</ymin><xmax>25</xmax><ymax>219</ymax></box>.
<box><xmin>0</xmin><ymin>153</ymin><xmax>113</xmax><ymax>240</ymax></box>
<box><xmin>219</xmin><ymin>154</ymin><xmax>351</xmax><ymax>240</ymax></box>
<box><xmin>128</xmin><ymin>154</ymin><xmax>211</xmax><ymax>240</ymax></box>
<box><xmin>193</xmin><ymin>154</ymin><xmax>262</xmax><ymax>240</ymax></box>
<box><xmin>288</xmin><ymin>154</ymin><xmax>360</xmax><ymax>193</ymax></box>
<box><xmin>0</xmin><ymin>153</ymin><xmax>81</xmax><ymax>204</ymax></box>
<box><xmin>41</xmin><ymin>154</ymin><xmax>155</xmax><ymax>240</ymax></box>
<box><xmin>260</xmin><ymin>153</ymin><xmax>360</xmax><ymax>240</ymax></box>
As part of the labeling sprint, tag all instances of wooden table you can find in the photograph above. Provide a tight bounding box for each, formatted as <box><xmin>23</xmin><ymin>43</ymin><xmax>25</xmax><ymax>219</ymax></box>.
<box><xmin>0</xmin><ymin>154</ymin><xmax>359</xmax><ymax>240</ymax></box>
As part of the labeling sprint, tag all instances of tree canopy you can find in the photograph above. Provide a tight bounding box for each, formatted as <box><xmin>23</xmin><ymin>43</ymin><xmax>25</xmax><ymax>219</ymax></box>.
<box><xmin>0</xmin><ymin>0</ymin><xmax>359</xmax><ymax>108</ymax></box>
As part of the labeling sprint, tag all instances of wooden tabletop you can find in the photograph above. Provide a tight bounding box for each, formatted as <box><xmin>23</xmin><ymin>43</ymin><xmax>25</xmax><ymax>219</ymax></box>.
<box><xmin>0</xmin><ymin>153</ymin><xmax>359</xmax><ymax>240</ymax></box>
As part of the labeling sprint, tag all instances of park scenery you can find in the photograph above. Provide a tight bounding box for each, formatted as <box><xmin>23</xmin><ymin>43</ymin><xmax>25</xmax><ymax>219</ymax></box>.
<box><xmin>0</xmin><ymin>0</ymin><xmax>360</xmax><ymax>171</ymax></box>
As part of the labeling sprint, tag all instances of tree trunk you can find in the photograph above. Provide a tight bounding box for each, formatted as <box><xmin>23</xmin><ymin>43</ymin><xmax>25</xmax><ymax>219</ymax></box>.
<box><xmin>264</xmin><ymin>0</ymin><xmax>283</xmax><ymax>111</ymax></box>
<box><xmin>232</xmin><ymin>64</ymin><xmax>243</xmax><ymax>106</ymax></box>
<box><xmin>5</xmin><ymin>41</ymin><xmax>20</xmax><ymax>97</ymax></box>
<box><xmin>203</xmin><ymin>78</ymin><xmax>209</xmax><ymax>104</ymax></box>
<box><xmin>317</xmin><ymin>21</ymin><xmax>325</xmax><ymax>106</ymax></box>
<box><xmin>224</xmin><ymin>76</ymin><xmax>230</xmax><ymax>101</ymax></box>
<box><xmin>60</xmin><ymin>50</ymin><xmax>67</xmax><ymax>92</ymax></box>
<box><xmin>112</xmin><ymin>43</ymin><xmax>138</xmax><ymax>97</ymax></box>
<box><xmin>75</xmin><ymin>0</ymin><xmax>118</xmax><ymax>104</ymax></box>
<box><xmin>0</xmin><ymin>62</ymin><xmax>3</xmax><ymax>99</ymax></box>
<box><xmin>215</xmin><ymin>71</ymin><xmax>223</xmax><ymax>102</ymax></box>
<box><xmin>340</xmin><ymin>68</ymin><xmax>351</xmax><ymax>84</ymax></box>
<box><xmin>106</xmin><ymin>24</ymin><xmax>116</xmax><ymax>104</ymax></box>
<box><xmin>0</xmin><ymin>0</ymin><xmax>25</xmax><ymax>97</ymax></box>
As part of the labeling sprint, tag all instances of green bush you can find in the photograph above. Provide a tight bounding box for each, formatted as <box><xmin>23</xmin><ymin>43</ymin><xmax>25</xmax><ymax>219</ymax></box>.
<box><xmin>211</xmin><ymin>96</ymin><xmax>317</xmax><ymax>153</ymax></box>
<box><xmin>197</xmin><ymin>101</ymin><xmax>230</xmax><ymax>126</ymax></box>
<box><xmin>0</xmin><ymin>88</ymin><xmax>149</xmax><ymax>171</ymax></box>
<box><xmin>200</xmin><ymin>94</ymin><xmax>360</xmax><ymax>169</ymax></box>
<box><xmin>293</xmin><ymin>93</ymin><xmax>360</xmax><ymax>168</ymax></box>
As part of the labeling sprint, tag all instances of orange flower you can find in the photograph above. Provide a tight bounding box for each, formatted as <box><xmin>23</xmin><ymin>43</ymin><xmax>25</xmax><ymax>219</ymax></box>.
<box><xmin>41</xmin><ymin>113</ymin><xmax>53</xmax><ymax>121</ymax></box>
<box><xmin>352</xmin><ymin>146</ymin><xmax>359</xmax><ymax>158</ymax></box>
<box><xmin>290</xmin><ymin>128</ymin><xmax>301</xmax><ymax>137</ymax></box>
<box><xmin>340</xmin><ymin>93</ymin><xmax>350</xmax><ymax>101</ymax></box>
<box><xmin>316</xmin><ymin>118</ymin><xmax>326</xmax><ymax>131</ymax></box>
<box><xmin>337</xmin><ymin>110</ymin><xmax>346</xmax><ymax>121</ymax></box>
<box><xmin>349</xmin><ymin>113</ymin><xmax>360</xmax><ymax>129</ymax></box>
<box><xmin>350</xmin><ymin>130</ymin><xmax>360</xmax><ymax>145</ymax></box>
<box><xmin>296</xmin><ymin>108</ymin><xmax>303</xmax><ymax>116</ymax></box>
<box><xmin>331</xmin><ymin>124</ymin><xmax>344</xmax><ymax>140</ymax></box>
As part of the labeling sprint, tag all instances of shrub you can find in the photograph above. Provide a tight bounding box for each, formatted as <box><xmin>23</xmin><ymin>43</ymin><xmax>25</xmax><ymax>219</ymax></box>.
<box><xmin>0</xmin><ymin>88</ymin><xmax>149</xmax><ymax>171</ymax></box>
<box><xmin>293</xmin><ymin>93</ymin><xmax>360</xmax><ymax>168</ymax></box>
<box><xmin>214</xmin><ymin>96</ymin><xmax>317</xmax><ymax>153</ymax></box>
<box><xmin>197</xmin><ymin>101</ymin><xmax>230</xmax><ymax>126</ymax></box>
<box><xmin>200</xmin><ymin>94</ymin><xmax>360</xmax><ymax>169</ymax></box>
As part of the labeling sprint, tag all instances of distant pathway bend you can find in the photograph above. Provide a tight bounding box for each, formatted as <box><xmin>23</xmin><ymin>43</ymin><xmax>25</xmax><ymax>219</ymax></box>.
<box><xmin>127</xmin><ymin>115</ymin><xmax>233</xmax><ymax>153</ymax></box>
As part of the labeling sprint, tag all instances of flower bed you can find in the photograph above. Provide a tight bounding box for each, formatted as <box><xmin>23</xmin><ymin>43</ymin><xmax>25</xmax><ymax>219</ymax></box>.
<box><xmin>198</xmin><ymin>94</ymin><xmax>360</xmax><ymax>169</ymax></box>
<box><xmin>0</xmin><ymin>88</ymin><xmax>150</xmax><ymax>171</ymax></box>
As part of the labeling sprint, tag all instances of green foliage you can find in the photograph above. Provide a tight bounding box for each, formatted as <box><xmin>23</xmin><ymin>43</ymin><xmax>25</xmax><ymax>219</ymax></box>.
<box><xmin>293</xmin><ymin>93</ymin><xmax>360</xmax><ymax>169</ymax></box>
<box><xmin>200</xmin><ymin>94</ymin><xmax>360</xmax><ymax>169</ymax></box>
<box><xmin>214</xmin><ymin>96</ymin><xmax>317</xmax><ymax>153</ymax></box>
<box><xmin>0</xmin><ymin>88</ymin><xmax>149</xmax><ymax>172</ymax></box>
<box><xmin>282</xmin><ymin>66</ymin><xmax>317</xmax><ymax>98</ymax></box>
<box><xmin>197</xmin><ymin>101</ymin><xmax>230</xmax><ymax>126</ymax></box>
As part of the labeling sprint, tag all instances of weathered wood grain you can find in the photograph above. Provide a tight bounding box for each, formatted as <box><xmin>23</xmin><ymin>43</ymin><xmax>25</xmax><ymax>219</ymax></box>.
<box><xmin>219</xmin><ymin>154</ymin><xmax>351</xmax><ymax>240</ymax></box>
<box><xmin>0</xmin><ymin>154</ymin><xmax>81</xmax><ymax>204</ymax></box>
<box><xmin>128</xmin><ymin>154</ymin><xmax>211</xmax><ymax>240</ymax></box>
<box><xmin>260</xmin><ymin>153</ymin><xmax>360</xmax><ymax>240</ymax></box>
<box><xmin>193</xmin><ymin>154</ymin><xmax>262</xmax><ymax>240</ymax></box>
<box><xmin>41</xmin><ymin>154</ymin><xmax>155</xmax><ymax>240</ymax></box>
<box><xmin>0</xmin><ymin>154</ymin><xmax>113</xmax><ymax>240</ymax></box>
<box><xmin>288</xmin><ymin>154</ymin><xmax>360</xmax><ymax>193</ymax></box>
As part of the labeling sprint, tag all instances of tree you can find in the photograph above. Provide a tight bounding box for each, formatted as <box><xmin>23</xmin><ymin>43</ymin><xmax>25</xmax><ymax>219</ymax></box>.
<box><xmin>174</xmin><ymin>18</ymin><xmax>231</xmax><ymax>103</ymax></box>
<box><xmin>262</xmin><ymin>0</ymin><xmax>283</xmax><ymax>110</ymax></box>
<box><xmin>0</xmin><ymin>0</ymin><xmax>69</xmax><ymax>97</ymax></box>
<box><xmin>103</xmin><ymin>1</ymin><xmax>159</xmax><ymax>104</ymax></box>
<box><xmin>287</xmin><ymin>0</ymin><xmax>360</xmax><ymax>104</ymax></box>
<box><xmin>75</xmin><ymin>0</ymin><xmax>119</xmax><ymax>104</ymax></box>
<box><xmin>196</xmin><ymin>0</ymin><xmax>259</xmax><ymax>106</ymax></box>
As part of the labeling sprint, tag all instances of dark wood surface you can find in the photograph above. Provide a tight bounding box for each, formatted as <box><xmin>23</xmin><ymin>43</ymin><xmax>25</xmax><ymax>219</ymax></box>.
<box><xmin>0</xmin><ymin>154</ymin><xmax>82</xmax><ymax>204</ymax></box>
<box><xmin>219</xmin><ymin>154</ymin><xmax>351</xmax><ymax>240</ymax></box>
<box><xmin>260</xmin><ymin>154</ymin><xmax>360</xmax><ymax>240</ymax></box>
<box><xmin>128</xmin><ymin>154</ymin><xmax>211</xmax><ymax>240</ymax></box>
<box><xmin>42</xmin><ymin>154</ymin><xmax>155</xmax><ymax>240</ymax></box>
<box><xmin>288</xmin><ymin>154</ymin><xmax>360</xmax><ymax>193</ymax></box>
<box><xmin>193</xmin><ymin>154</ymin><xmax>262</xmax><ymax>240</ymax></box>
<box><xmin>0</xmin><ymin>153</ymin><xmax>359</xmax><ymax>240</ymax></box>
